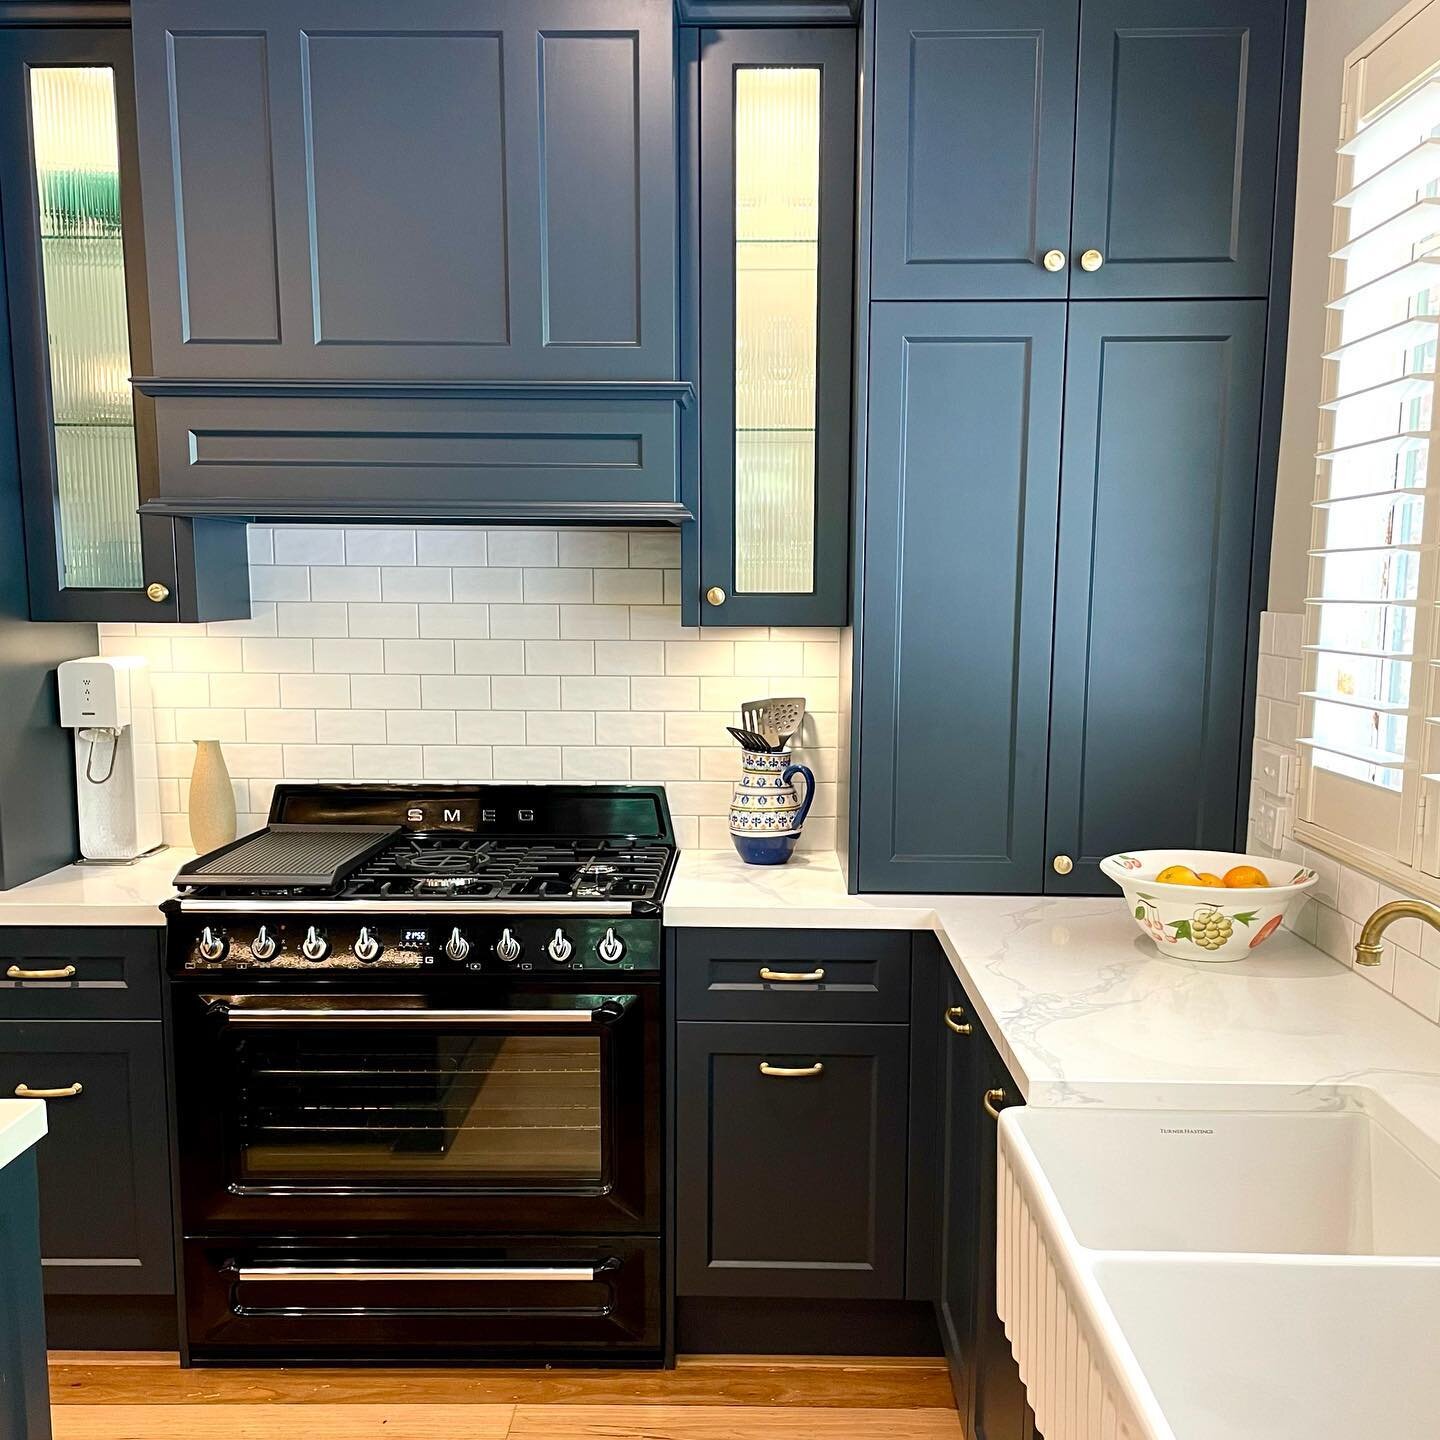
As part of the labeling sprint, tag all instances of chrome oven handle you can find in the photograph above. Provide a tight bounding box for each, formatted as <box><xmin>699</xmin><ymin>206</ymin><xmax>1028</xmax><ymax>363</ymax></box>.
<box><xmin>203</xmin><ymin>999</ymin><xmax>631</xmax><ymax>1026</ymax></box>
<box><xmin>235</xmin><ymin>1264</ymin><xmax>599</xmax><ymax>1283</ymax></box>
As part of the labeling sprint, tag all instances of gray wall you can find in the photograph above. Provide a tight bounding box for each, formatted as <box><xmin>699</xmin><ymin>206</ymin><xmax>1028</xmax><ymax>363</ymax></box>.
<box><xmin>1268</xmin><ymin>0</ymin><xmax>1411</xmax><ymax>612</ymax></box>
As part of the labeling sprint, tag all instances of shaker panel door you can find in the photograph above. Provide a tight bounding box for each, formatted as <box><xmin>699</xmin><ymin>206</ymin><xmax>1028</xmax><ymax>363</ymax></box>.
<box><xmin>1070</xmin><ymin>0</ymin><xmax>1284</xmax><ymax>299</ymax></box>
<box><xmin>871</xmin><ymin>0</ymin><xmax>1077</xmax><ymax>300</ymax></box>
<box><xmin>1045</xmin><ymin>301</ymin><xmax>1265</xmax><ymax>893</ymax></box>
<box><xmin>857</xmin><ymin>303</ymin><xmax>1064</xmax><ymax>892</ymax></box>
<box><xmin>132</xmin><ymin>0</ymin><xmax>675</xmax><ymax>381</ymax></box>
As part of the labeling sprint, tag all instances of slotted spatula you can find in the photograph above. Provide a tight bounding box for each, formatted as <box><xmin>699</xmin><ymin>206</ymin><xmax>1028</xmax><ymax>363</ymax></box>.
<box><xmin>757</xmin><ymin>696</ymin><xmax>806</xmax><ymax>750</ymax></box>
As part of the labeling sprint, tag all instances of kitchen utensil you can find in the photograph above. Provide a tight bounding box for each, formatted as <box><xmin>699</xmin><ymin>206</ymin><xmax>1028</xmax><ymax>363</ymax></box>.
<box><xmin>760</xmin><ymin>696</ymin><xmax>807</xmax><ymax>749</ymax></box>
<box><xmin>727</xmin><ymin>725</ymin><xmax>774</xmax><ymax>752</ymax></box>
<box><xmin>1100</xmin><ymin>849</ymin><xmax>1319</xmax><ymax>962</ymax></box>
<box><xmin>741</xmin><ymin>699</ymin><xmax>766</xmax><ymax>739</ymax></box>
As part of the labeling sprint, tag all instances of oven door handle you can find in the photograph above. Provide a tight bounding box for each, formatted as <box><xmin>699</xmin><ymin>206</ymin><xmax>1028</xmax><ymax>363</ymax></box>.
<box><xmin>199</xmin><ymin>995</ymin><xmax>633</xmax><ymax>1026</ymax></box>
<box><xmin>233</xmin><ymin>1264</ymin><xmax>607</xmax><ymax>1283</ymax></box>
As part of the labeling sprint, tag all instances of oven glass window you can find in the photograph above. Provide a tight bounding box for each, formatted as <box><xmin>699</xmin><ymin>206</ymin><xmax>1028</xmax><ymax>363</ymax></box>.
<box><xmin>237</xmin><ymin>1031</ymin><xmax>604</xmax><ymax>1185</ymax></box>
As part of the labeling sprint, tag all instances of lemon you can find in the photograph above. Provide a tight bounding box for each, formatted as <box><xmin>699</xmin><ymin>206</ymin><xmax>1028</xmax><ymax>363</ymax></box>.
<box><xmin>1156</xmin><ymin>864</ymin><xmax>1204</xmax><ymax>886</ymax></box>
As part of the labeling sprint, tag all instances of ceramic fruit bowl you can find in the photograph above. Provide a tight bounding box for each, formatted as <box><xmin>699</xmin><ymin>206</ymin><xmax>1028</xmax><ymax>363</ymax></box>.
<box><xmin>1100</xmin><ymin>849</ymin><xmax>1319</xmax><ymax>962</ymax></box>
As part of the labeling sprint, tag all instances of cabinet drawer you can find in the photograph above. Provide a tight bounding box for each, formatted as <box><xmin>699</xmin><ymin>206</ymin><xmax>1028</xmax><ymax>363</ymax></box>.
<box><xmin>674</xmin><ymin>929</ymin><xmax>910</xmax><ymax>1023</ymax></box>
<box><xmin>0</xmin><ymin>928</ymin><xmax>162</xmax><ymax>1019</ymax></box>
<box><xmin>675</xmin><ymin>1020</ymin><xmax>909</xmax><ymax>1298</ymax></box>
<box><xmin>0</xmin><ymin>1020</ymin><xmax>174</xmax><ymax>1295</ymax></box>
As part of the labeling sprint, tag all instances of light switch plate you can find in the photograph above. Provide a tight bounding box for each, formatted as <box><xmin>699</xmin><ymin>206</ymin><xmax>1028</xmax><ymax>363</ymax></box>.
<box><xmin>1253</xmin><ymin>739</ymin><xmax>1297</xmax><ymax>797</ymax></box>
<box><xmin>1250</xmin><ymin>796</ymin><xmax>1292</xmax><ymax>851</ymax></box>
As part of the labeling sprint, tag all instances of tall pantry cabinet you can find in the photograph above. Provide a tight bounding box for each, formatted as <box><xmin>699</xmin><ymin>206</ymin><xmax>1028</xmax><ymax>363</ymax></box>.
<box><xmin>850</xmin><ymin>0</ymin><xmax>1304</xmax><ymax>895</ymax></box>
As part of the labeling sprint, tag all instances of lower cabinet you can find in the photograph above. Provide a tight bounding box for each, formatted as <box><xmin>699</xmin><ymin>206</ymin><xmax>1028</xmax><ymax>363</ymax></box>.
<box><xmin>0</xmin><ymin>928</ymin><xmax>175</xmax><ymax>1346</ymax></box>
<box><xmin>675</xmin><ymin>1019</ymin><xmax>909</xmax><ymax>1298</ymax></box>
<box><xmin>937</xmin><ymin>971</ymin><xmax>1041</xmax><ymax>1440</ymax></box>
<box><xmin>0</xmin><ymin>1151</ymin><xmax>51</xmax><ymax>1440</ymax></box>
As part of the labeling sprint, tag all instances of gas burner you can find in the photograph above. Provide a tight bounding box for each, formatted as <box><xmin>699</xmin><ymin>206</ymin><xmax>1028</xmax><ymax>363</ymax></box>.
<box><xmin>402</xmin><ymin>848</ymin><xmax>478</xmax><ymax>874</ymax></box>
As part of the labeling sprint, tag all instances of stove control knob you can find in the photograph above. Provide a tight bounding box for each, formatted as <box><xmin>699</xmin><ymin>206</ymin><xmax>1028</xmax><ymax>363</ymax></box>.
<box><xmin>249</xmin><ymin>926</ymin><xmax>278</xmax><ymax>962</ymax></box>
<box><xmin>597</xmin><ymin>927</ymin><xmax>626</xmax><ymax>964</ymax></box>
<box><xmin>444</xmin><ymin>927</ymin><xmax>471</xmax><ymax>962</ymax></box>
<box><xmin>546</xmin><ymin>928</ymin><xmax>574</xmax><ymax>963</ymax></box>
<box><xmin>353</xmin><ymin>927</ymin><xmax>382</xmax><ymax>963</ymax></box>
<box><xmin>496</xmin><ymin>928</ymin><xmax>523</xmax><ymax>964</ymax></box>
<box><xmin>197</xmin><ymin>926</ymin><xmax>228</xmax><ymax>962</ymax></box>
<box><xmin>301</xmin><ymin>926</ymin><xmax>329</xmax><ymax>962</ymax></box>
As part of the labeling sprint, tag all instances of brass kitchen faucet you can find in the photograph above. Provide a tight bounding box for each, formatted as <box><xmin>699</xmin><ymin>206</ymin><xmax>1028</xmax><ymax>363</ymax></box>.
<box><xmin>1355</xmin><ymin>900</ymin><xmax>1440</xmax><ymax>966</ymax></box>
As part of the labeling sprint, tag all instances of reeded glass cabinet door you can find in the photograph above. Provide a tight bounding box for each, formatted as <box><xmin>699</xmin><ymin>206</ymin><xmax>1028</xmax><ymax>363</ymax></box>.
<box><xmin>696</xmin><ymin>28</ymin><xmax>856</xmax><ymax>626</ymax></box>
<box><xmin>0</xmin><ymin>27</ymin><xmax>180</xmax><ymax>621</ymax></box>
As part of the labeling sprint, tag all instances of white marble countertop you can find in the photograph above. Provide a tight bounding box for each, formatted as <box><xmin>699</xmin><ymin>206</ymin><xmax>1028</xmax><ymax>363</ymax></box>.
<box><xmin>666</xmin><ymin>850</ymin><xmax>1440</xmax><ymax>1157</ymax></box>
<box><xmin>0</xmin><ymin>848</ymin><xmax>182</xmax><ymax>926</ymax></box>
<box><xmin>0</xmin><ymin>1100</ymin><xmax>48</xmax><ymax>1171</ymax></box>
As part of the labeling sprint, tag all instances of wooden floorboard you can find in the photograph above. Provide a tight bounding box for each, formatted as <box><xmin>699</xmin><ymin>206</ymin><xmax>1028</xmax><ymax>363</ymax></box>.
<box><xmin>46</xmin><ymin>1354</ymin><xmax>957</xmax><ymax>1410</ymax></box>
<box><xmin>45</xmin><ymin>1353</ymin><xmax>962</xmax><ymax>1438</ymax></box>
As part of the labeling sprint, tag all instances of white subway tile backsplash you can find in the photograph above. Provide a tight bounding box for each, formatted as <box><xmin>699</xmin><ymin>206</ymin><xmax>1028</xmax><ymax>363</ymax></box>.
<box><xmin>112</xmin><ymin>524</ymin><xmax>841</xmax><ymax>858</ymax></box>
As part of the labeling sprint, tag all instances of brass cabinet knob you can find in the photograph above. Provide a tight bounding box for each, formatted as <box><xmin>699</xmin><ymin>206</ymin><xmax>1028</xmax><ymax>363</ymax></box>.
<box><xmin>1080</xmin><ymin>249</ymin><xmax>1104</xmax><ymax>272</ymax></box>
<box><xmin>1052</xmin><ymin>854</ymin><xmax>1074</xmax><ymax>875</ymax></box>
<box><xmin>1042</xmin><ymin>248</ymin><xmax>1067</xmax><ymax>272</ymax></box>
<box><xmin>705</xmin><ymin>586</ymin><xmax>727</xmax><ymax>607</ymax></box>
<box><xmin>145</xmin><ymin>582</ymin><xmax>170</xmax><ymax>603</ymax></box>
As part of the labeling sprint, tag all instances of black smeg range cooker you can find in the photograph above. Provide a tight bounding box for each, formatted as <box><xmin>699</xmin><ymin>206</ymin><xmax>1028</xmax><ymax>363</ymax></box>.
<box><xmin>163</xmin><ymin>783</ymin><xmax>674</xmax><ymax>1367</ymax></box>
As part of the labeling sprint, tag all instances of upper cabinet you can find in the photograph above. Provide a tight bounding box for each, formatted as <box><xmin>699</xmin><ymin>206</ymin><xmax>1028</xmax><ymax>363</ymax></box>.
<box><xmin>870</xmin><ymin>0</ymin><xmax>1284</xmax><ymax>301</ymax></box>
<box><xmin>130</xmin><ymin>0</ymin><xmax>677</xmax><ymax>383</ymax></box>
<box><xmin>689</xmin><ymin>26</ymin><xmax>856</xmax><ymax>626</ymax></box>
<box><xmin>0</xmin><ymin>24</ymin><xmax>247</xmax><ymax>623</ymax></box>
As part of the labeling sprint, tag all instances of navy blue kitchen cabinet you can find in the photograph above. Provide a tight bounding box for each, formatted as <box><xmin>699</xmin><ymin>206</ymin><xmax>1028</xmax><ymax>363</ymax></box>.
<box><xmin>871</xmin><ymin>0</ymin><xmax>1078</xmax><ymax>301</ymax></box>
<box><xmin>1044</xmin><ymin>301</ymin><xmax>1267</xmax><ymax>895</ymax></box>
<box><xmin>131</xmin><ymin>0</ymin><xmax>676</xmax><ymax>385</ymax></box>
<box><xmin>690</xmin><ymin>27</ymin><xmax>856</xmax><ymax>625</ymax></box>
<box><xmin>0</xmin><ymin>22</ymin><xmax>247</xmax><ymax>623</ymax></box>
<box><xmin>1070</xmin><ymin>0</ymin><xmax>1284</xmax><ymax>300</ymax></box>
<box><xmin>0</xmin><ymin>927</ymin><xmax>176</xmax><ymax>1348</ymax></box>
<box><xmin>870</xmin><ymin>0</ymin><xmax>1282</xmax><ymax>301</ymax></box>
<box><xmin>0</xmin><ymin>1150</ymin><xmax>51</xmax><ymax>1440</ymax></box>
<box><xmin>855</xmin><ymin>303</ymin><xmax>1066</xmax><ymax>893</ymax></box>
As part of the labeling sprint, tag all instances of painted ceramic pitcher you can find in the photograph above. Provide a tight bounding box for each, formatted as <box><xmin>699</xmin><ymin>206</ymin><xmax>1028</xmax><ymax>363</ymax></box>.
<box><xmin>729</xmin><ymin>749</ymin><xmax>815</xmax><ymax>865</ymax></box>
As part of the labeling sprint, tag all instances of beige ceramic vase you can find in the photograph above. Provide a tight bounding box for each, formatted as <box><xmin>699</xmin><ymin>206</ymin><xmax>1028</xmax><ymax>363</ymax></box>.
<box><xmin>189</xmin><ymin>740</ymin><xmax>237</xmax><ymax>856</ymax></box>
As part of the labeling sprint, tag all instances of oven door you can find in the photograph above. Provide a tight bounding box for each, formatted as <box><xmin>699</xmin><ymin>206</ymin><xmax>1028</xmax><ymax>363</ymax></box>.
<box><xmin>172</xmin><ymin>983</ymin><xmax>660</xmax><ymax>1234</ymax></box>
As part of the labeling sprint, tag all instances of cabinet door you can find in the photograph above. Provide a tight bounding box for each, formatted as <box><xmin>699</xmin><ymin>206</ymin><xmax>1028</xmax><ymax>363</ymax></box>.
<box><xmin>973</xmin><ymin>1039</ymin><xmax>1038</xmax><ymax>1440</ymax></box>
<box><xmin>871</xmin><ymin>0</ymin><xmax>1078</xmax><ymax>301</ymax></box>
<box><xmin>1045</xmin><ymin>301</ymin><xmax>1266</xmax><ymax>893</ymax></box>
<box><xmin>857</xmin><ymin>303</ymin><xmax>1064</xmax><ymax>893</ymax></box>
<box><xmin>695</xmin><ymin>28</ymin><xmax>855</xmax><ymax>625</ymax></box>
<box><xmin>133</xmin><ymin>0</ymin><xmax>676</xmax><ymax>383</ymax></box>
<box><xmin>0</xmin><ymin>1153</ymin><xmax>51</xmax><ymax>1440</ymax></box>
<box><xmin>1070</xmin><ymin>0</ymin><xmax>1284</xmax><ymax>299</ymax></box>
<box><xmin>937</xmin><ymin>972</ymin><xmax>980</xmax><ymax>1417</ymax></box>
<box><xmin>0</xmin><ymin>26</ymin><xmax>247</xmax><ymax>623</ymax></box>
<box><xmin>675</xmin><ymin>1021</ymin><xmax>909</xmax><ymax>1298</ymax></box>
<box><xmin>0</xmin><ymin>1021</ymin><xmax>174</xmax><ymax>1295</ymax></box>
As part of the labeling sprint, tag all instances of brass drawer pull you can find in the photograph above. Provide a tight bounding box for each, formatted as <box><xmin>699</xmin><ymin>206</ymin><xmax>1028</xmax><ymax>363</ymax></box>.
<box><xmin>944</xmin><ymin>1005</ymin><xmax>973</xmax><ymax>1036</ymax></box>
<box><xmin>759</xmin><ymin>1061</ymin><xmax>824</xmax><ymax>1079</ymax></box>
<box><xmin>983</xmin><ymin>1087</ymin><xmax>1008</xmax><ymax>1121</ymax></box>
<box><xmin>15</xmin><ymin>1082</ymin><xmax>83</xmax><ymax>1100</ymax></box>
<box><xmin>6</xmin><ymin>965</ymin><xmax>76</xmax><ymax>981</ymax></box>
<box><xmin>759</xmin><ymin>967</ymin><xmax>825</xmax><ymax>983</ymax></box>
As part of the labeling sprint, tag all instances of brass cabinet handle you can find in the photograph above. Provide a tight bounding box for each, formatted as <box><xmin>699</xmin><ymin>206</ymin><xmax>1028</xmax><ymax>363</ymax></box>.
<box><xmin>944</xmin><ymin>1005</ymin><xmax>973</xmax><ymax>1036</ymax></box>
<box><xmin>759</xmin><ymin>967</ymin><xmax>824</xmax><ymax>983</ymax></box>
<box><xmin>759</xmin><ymin>1061</ymin><xmax>824</xmax><ymax>1078</ymax></box>
<box><xmin>1052</xmin><ymin>854</ymin><xmax>1074</xmax><ymax>875</ymax></box>
<box><xmin>983</xmin><ymin>1087</ymin><xmax>1008</xmax><ymax>1121</ymax></box>
<box><xmin>145</xmin><ymin>581</ymin><xmax>170</xmax><ymax>603</ymax></box>
<box><xmin>1080</xmin><ymin>249</ymin><xmax>1104</xmax><ymax>272</ymax></box>
<box><xmin>6</xmin><ymin>965</ymin><xmax>76</xmax><ymax>981</ymax></box>
<box><xmin>1041</xmin><ymin>248</ymin><xmax>1066</xmax><ymax>272</ymax></box>
<box><xmin>15</xmin><ymin>1082</ymin><xmax>83</xmax><ymax>1099</ymax></box>
<box><xmin>706</xmin><ymin>586</ymin><xmax>727</xmax><ymax>606</ymax></box>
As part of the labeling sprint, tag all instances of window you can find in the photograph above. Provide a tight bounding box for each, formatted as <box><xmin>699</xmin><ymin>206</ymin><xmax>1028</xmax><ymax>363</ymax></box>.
<box><xmin>1299</xmin><ymin>0</ymin><xmax>1440</xmax><ymax>886</ymax></box>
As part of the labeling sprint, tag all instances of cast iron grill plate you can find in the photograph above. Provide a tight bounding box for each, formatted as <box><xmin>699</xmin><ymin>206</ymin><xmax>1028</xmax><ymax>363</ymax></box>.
<box><xmin>176</xmin><ymin>824</ymin><xmax>401</xmax><ymax>891</ymax></box>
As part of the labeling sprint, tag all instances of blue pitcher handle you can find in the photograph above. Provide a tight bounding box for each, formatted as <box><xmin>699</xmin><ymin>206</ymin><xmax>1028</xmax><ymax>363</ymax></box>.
<box><xmin>782</xmin><ymin>763</ymin><xmax>815</xmax><ymax>830</ymax></box>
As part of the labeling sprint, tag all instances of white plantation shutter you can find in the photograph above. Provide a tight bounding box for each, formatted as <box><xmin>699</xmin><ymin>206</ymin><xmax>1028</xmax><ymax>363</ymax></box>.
<box><xmin>1300</xmin><ymin>7</ymin><xmax>1440</xmax><ymax>882</ymax></box>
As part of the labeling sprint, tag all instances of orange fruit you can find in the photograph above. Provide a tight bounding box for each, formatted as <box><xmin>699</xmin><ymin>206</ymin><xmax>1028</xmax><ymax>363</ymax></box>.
<box><xmin>1196</xmin><ymin>872</ymin><xmax>1226</xmax><ymax>887</ymax></box>
<box><xmin>1223</xmin><ymin>864</ymin><xmax>1269</xmax><ymax>888</ymax></box>
<box><xmin>1156</xmin><ymin>864</ymin><xmax>1204</xmax><ymax>886</ymax></box>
